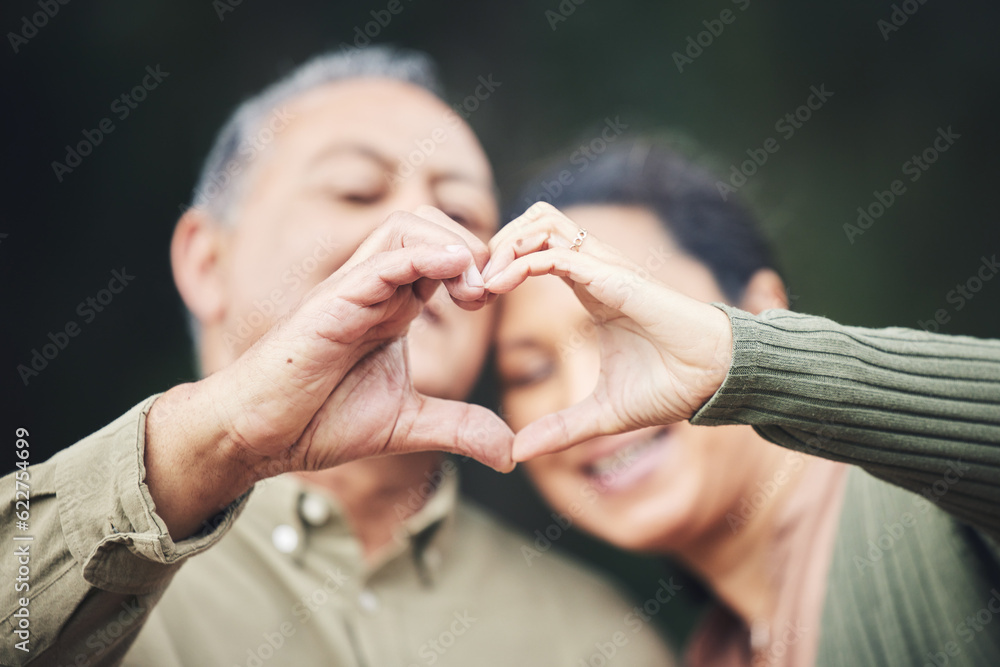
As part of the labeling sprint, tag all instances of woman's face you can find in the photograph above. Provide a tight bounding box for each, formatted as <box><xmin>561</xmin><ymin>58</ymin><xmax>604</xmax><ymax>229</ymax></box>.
<box><xmin>496</xmin><ymin>204</ymin><xmax>785</xmax><ymax>553</ymax></box>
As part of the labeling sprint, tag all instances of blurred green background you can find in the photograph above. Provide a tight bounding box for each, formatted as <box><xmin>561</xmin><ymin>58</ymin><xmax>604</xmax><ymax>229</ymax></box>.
<box><xmin>4</xmin><ymin>0</ymin><xmax>999</xmax><ymax>649</ymax></box>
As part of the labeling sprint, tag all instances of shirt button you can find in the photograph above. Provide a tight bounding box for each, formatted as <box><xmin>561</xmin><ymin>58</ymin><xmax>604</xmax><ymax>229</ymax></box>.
<box><xmin>272</xmin><ymin>524</ymin><xmax>299</xmax><ymax>553</ymax></box>
<box><xmin>358</xmin><ymin>588</ymin><xmax>379</xmax><ymax>614</ymax></box>
<box><xmin>299</xmin><ymin>493</ymin><xmax>331</xmax><ymax>527</ymax></box>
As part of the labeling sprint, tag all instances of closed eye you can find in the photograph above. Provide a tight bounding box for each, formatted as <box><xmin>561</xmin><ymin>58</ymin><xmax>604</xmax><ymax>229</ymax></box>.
<box><xmin>341</xmin><ymin>190</ymin><xmax>383</xmax><ymax>205</ymax></box>
<box><xmin>499</xmin><ymin>360</ymin><xmax>556</xmax><ymax>390</ymax></box>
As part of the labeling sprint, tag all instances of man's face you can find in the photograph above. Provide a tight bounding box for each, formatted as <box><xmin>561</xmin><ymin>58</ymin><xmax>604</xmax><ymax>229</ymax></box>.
<box><xmin>208</xmin><ymin>78</ymin><xmax>498</xmax><ymax>400</ymax></box>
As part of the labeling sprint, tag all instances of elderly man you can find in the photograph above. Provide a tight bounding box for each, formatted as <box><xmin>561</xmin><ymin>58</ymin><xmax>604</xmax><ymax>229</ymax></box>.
<box><xmin>0</xmin><ymin>48</ymin><xmax>674</xmax><ymax>666</ymax></box>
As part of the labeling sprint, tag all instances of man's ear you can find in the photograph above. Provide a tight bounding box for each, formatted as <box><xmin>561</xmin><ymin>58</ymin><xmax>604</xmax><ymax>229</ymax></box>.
<box><xmin>171</xmin><ymin>208</ymin><xmax>228</xmax><ymax>327</ymax></box>
<box><xmin>738</xmin><ymin>268</ymin><xmax>788</xmax><ymax>315</ymax></box>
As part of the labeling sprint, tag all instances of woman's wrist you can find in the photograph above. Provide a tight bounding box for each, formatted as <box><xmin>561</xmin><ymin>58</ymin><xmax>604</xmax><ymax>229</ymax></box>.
<box><xmin>689</xmin><ymin>301</ymin><xmax>734</xmax><ymax>414</ymax></box>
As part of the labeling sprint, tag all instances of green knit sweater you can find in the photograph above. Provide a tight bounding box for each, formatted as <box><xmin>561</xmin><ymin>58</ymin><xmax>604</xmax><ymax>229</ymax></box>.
<box><xmin>691</xmin><ymin>306</ymin><xmax>1000</xmax><ymax>666</ymax></box>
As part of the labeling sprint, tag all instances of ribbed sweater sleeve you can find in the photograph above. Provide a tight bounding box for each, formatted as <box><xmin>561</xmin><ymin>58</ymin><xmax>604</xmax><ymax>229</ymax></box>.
<box><xmin>690</xmin><ymin>305</ymin><xmax>1000</xmax><ymax>535</ymax></box>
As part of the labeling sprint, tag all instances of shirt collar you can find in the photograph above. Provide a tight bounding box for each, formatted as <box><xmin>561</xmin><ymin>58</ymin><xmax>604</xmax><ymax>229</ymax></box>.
<box><xmin>249</xmin><ymin>461</ymin><xmax>460</xmax><ymax>584</ymax></box>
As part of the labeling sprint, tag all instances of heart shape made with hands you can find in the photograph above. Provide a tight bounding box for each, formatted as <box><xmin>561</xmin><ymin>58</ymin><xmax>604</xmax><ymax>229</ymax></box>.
<box><xmin>145</xmin><ymin>201</ymin><xmax>730</xmax><ymax>541</ymax></box>
<box><xmin>417</xmin><ymin>202</ymin><xmax>733</xmax><ymax>466</ymax></box>
<box><xmin>184</xmin><ymin>202</ymin><xmax>730</xmax><ymax>491</ymax></box>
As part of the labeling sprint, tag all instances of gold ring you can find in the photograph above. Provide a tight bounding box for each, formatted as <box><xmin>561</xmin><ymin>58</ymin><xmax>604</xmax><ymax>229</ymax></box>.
<box><xmin>570</xmin><ymin>228</ymin><xmax>588</xmax><ymax>252</ymax></box>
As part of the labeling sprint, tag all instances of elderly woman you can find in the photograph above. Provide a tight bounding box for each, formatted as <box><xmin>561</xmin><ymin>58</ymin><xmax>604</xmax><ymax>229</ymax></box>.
<box><xmin>485</xmin><ymin>140</ymin><xmax>1000</xmax><ymax>666</ymax></box>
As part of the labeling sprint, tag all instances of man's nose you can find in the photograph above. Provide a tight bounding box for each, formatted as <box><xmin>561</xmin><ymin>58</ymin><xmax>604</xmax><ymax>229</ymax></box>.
<box><xmin>388</xmin><ymin>178</ymin><xmax>438</xmax><ymax>215</ymax></box>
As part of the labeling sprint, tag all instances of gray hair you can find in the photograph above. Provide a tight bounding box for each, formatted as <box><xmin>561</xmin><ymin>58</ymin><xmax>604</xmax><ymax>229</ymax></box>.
<box><xmin>184</xmin><ymin>46</ymin><xmax>443</xmax><ymax>361</ymax></box>
<box><xmin>189</xmin><ymin>45</ymin><xmax>443</xmax><ymax>223</ymax></box>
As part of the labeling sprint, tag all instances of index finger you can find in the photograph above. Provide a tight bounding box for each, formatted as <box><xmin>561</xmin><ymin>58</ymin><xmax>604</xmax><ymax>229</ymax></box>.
<box><xmin>343</xmin><ymin>210</ymin><xmax>486</xmax><ymax>302</ymax></box>
<box><xmin>484</xmin><ymin>202</ymin><xmax>629</xmax><ymax>283</ymax></box>
<box><xmin>412</xmin><ymin>206</ymin><xmax>491</xmax><ymax>310</ymax></box>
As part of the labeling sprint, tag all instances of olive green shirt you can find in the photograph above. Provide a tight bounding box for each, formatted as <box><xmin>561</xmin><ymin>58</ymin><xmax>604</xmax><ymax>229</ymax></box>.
<box><xmin>0</xmin><ymin>396</ymin><xmax>675</xmax><ymax>666</ymax></box>
<box><xmin>692</xmin><ymin>305</ymin><xmax>1000</xmax><ymax>666</ymax></box>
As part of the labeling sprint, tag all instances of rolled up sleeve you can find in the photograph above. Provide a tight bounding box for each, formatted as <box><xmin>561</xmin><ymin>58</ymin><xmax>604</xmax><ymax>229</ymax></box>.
<box><xmin>1</xmin><ymin>396</ymin><xmax>249</xmax><ymax>665</ymax></box>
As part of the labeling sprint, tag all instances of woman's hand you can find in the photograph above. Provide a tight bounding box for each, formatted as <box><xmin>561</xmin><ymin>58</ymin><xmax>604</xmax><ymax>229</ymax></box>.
<box><xmin>483</xmin><ymin>202</ymin><xmax>734</xmax><ymax>461</ymax></box>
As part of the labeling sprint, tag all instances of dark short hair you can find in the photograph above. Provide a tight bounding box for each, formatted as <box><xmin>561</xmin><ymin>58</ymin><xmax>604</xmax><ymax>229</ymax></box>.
<box><xmin>509</xmin><ymin>139</ymin><xmax>778</xmax><ymax>302</ymax></box>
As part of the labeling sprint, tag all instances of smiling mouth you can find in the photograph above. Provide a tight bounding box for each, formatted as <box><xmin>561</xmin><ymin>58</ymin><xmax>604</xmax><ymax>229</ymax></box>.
<box><xmin>584</xmin><ymin>427</ymin><xmax>674</xmax><ymax>492</ymax></box>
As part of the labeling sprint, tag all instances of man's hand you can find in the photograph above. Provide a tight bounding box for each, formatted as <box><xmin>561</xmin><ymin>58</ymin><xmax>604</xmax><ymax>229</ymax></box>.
<box><xmin>145</xmin><ymin>208</ymin><xmax>511</xmax><ymax>539</ymax></box>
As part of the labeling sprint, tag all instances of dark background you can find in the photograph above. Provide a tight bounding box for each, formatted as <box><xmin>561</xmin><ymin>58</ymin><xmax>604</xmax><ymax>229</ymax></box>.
<box><xmin>4</xmin><ymin>0</ymin><xmax>1000</xmax><ymax>648</ymax></box>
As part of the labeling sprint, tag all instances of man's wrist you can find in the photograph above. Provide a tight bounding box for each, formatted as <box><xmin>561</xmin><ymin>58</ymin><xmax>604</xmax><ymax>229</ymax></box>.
<box><xmin>144</xmin><ymin>379</ymin><xmax>259</xmax><ymax>540</ymax></box>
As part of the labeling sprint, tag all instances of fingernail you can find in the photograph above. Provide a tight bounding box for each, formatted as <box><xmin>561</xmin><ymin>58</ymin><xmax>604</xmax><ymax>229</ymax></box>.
<box><xmin>445</xmin><ymin>244</ymin><xmax>466</xmax><ymax>253</ymax></box>
<box><xmin>464</xmin><ymin>265</ymin><xmax>484</xmax><ymax>288</ymax></box>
